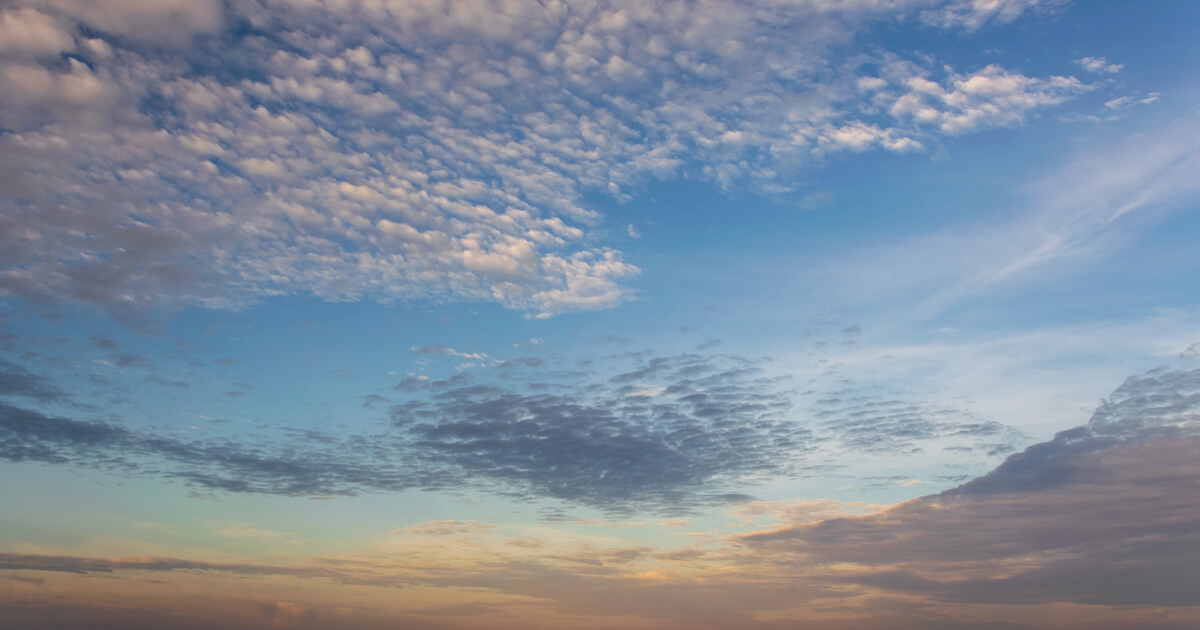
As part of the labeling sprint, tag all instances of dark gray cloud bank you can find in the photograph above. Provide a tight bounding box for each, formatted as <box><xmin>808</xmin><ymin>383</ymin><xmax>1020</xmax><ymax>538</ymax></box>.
<box><xmin>0</xmin><ymin>358</ymin><xmax>65</xmax><ymax>403</ymax></box>
<box><xmin>0</xmin><ymin>353</ymin><xmax>813</xmax><ymax>512</ymax></box>
<box><xmin>0</xmin><ymin>349</ymin><xmax>1028</xmax><ymax>513</ymax></box>
<box><xmin>392</xmin><ymin>354</ymin><xmax>809</xmax><ymax>510</ymax></box>
<box><xmin>744</xmin><ymin>365</ymin><xmax>1200</xmax><ymax>607</ymax></box>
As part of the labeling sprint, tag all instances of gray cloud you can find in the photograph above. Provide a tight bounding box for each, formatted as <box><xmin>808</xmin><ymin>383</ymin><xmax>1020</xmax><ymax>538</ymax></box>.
<box><xmin>0</xmin><ymin>353</ymin><xmax>816</xmax><ymax>513</ymax></box>
<box><xmin>811</xmin><ymin>387</ymin><xmax>1024</xmax><ymax>456</ymax></box>
<box><xmin>389</xmin><ymin>353</ymin><xmax>815</xmax><ymax>512</ymax></box>
<box><xmin>0</xmin><ymin>401</ymin><xmax>416</xmax><ymax>495</ymax></box>
<box><xmin>743</xmin><ymin>364</ymin><xmax>1200</xmax><ymax>607</ymax></box>
<box><xmin>0</xmin><ymin>359</ymin><xmax>64</xmax><ymax>402</ymax></box>
<box><xmin>0</xmin><ymin>343</ymin><xmax>1035</xmax><ymax>512</ymax></box>
<box><xmin>0</xmin><ymin>552</ymin><xmax>318</xmax><ymax>578</ymax></box>
<box><xmin>392</xmin><ymin>355</ymin><xmax>810</xmax><ymax>512</ymax></box>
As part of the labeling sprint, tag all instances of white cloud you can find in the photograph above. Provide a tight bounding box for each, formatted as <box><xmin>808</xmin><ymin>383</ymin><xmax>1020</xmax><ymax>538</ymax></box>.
<box><xmin>1075</xmin><ymin>56</ymin><xmax>1124</xmax><ymax>74</ymax></box>
<box><xmin>1105</xmin><ymin>92</ymin><xmax>1160</xmax><ymax>110</ymax></box>
<box><xmin>19</xmin><ymin>0</ymin><xmax>223</xmax><ymax>43</ymax></box>
<box><xmin>0</xmin><ymin>0</ymin><xmax>1090</xmax><ymax>317</ymax></box>
<box><xmin>409</xmin><ymin>345</ymin><xmax>488</xmax><ymax>360</ymax></box>
<box><xmin>0</xmin><ymin>8</ymin><xmax>74</xmax><ymax>57</ymax></box>
<box><xmin>922</xmin><ymin>0</ymin><xmax>1054</xmax><ymax>30</ymax></box>
<box><xmin>882</xmin><ymin>62</ymin><xmax>1089</xmax><ymax>134</ymax></box>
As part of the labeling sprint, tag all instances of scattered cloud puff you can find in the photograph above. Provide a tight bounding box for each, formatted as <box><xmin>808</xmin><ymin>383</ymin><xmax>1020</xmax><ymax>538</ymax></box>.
<box><xmin>743</xmin><ymin>364</ymin><xmax>1200</xmax><ymax>608</ymax></box>
<box><xmin>866</xmin><ymin>59</ymin><xmax>1089</xmax><ymax>136</ymax></box>
<box><xmin>1075</xmin><ymin>55</ymin><xmax>1124</xmax><ymax>74</ymax></box>
<box><xmin>410</xmin><ymin>345</ymin><xmax>488</xmax><ymax>360</ymax></box>
<box><xmin>1105</xmin><ymin>92</ymin><xmax>1159</xmax><ymax>110</ymax></box>
<box><xmin>0</xmin><ymin>0</ymin><xmax>1085</xmax><ymax>318</ymax></box>
<box><xmin>921</xmin><ymin>0</ymin><xmax>1057</xmax><ymax>30</ymax></box>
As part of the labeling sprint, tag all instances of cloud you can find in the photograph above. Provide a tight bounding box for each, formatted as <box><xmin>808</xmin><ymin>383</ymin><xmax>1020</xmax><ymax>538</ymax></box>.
<box><xmin>0</xmin><ymin>400</ymin><xmax>406</xmax><ymax>494</ymax></box>
<box><xmin>921</xmin><ymin>0</ymin><xmax>1056</xmax><ymax>30</ymax></box>
<box><xmin>742</xmin><ymin>364</ymin><xmax>1200</xmax><ymax>607</ymax></box>
<box><xmin>0</xmin><ymin>552</ymin><xmax>316</xmax><ymax>577</ymax></box>
<box><xmin>143</xmin><ymin>374</ymin><xmax>189</xmax><ymax>389</ymax></box>
<box><xmin>0</xmin><ymin>8</ymin><xmax>74</xmax><ymax>57</ymax></box>
<box><xmin>0</xmin><ymin>359</ymin><xmax>65</xmax><ymax>402</ymax></box>
<box><xmin>0</xmin><ymin>352</ymin><xmax>815</xmax><ymax>513</ymax></box>
<box><xmin>7</xmin><ymin>357</ymin><xmax>1198</xmax><ymax>628</ymax></box>
<box><xmin>360</xmin><ymin>394</ymin><xmax>389</xmax><ymax>408</ymax></box>
<box><xmin>18</xmin><ymin>0</ymin><xmax>224</xmax><ymax>43</ymax></box>
<box><xmin>261</xmin><ymin>602</ymin><xmax>313</xmax><ymax>629</ymax></box>
<box><xmin>410</xmin><ymin>345</ymin><xmax>488</xmax><ymax>360</ymax></box>
<box><xmin>2</xmin><ymin>574</ymin><xmax>45</xmax><ymax>586</ymax></box>
<box><xmin>393</xmin><ymin>520</ymin><xmax>496</xmax><ymax>536</ymax></box>
<box><xmin>391</xmin><ymin>353</ymin><xmax>814</xmax><ymax>512</ymax></box>
<box><xmin>811</xmin><ymin>387</ymin><xmax>1024</xmax><ymax>456</ymax></box>
<box><xmin>813</xmin><ymin>115</ymin><xmax>1200</xmax><ymax>320</ymax></box>
<box><xmin>0</xmin><ymin>0</ymin><xmax>1089</xmax><ymax>318</ymax></box>
<box><xmin>1104</xmin><ymin>92</ymin><xmax>1159</xmax><ymax>110</ymax></box>
<box><xmin>1075</xmin><ymin>56</ymin><xmax>1124</xmax><ymax>74</ymax></box>
<box><xmin>876</xmin><ymin>61</ymin><xmax>1088</xmax><ymax>135</ymax></box>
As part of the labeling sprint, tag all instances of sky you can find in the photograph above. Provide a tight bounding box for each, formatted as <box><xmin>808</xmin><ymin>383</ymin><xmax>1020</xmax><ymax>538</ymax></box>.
<box><xmin>1</xmin><ymin>0</ymin><xmax>1199</xmax><ymax>628</ymax></box>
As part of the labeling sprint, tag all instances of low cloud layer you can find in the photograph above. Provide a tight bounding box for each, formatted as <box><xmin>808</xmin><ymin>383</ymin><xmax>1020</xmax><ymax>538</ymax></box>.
<box><xmin>743</xmin><ymin>365</ymin><xmax>1200</xmax><ymax>607</ymax></box>
<box><xmin>1</xmin><ymin>353</ymin><xmax>811</xmax><ymax>512</ymax></box>
<box><xmin>1</xmin><ymin>350</ymin><xmax>1025</xmax><ymax>512</ymax></box>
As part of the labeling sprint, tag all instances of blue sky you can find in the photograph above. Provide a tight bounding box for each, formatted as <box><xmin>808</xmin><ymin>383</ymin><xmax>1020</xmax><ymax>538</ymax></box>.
<box><xmin>2</xmin><ymin>1</ymin><xmax>1200</xmax><ymax>628</ymax></box>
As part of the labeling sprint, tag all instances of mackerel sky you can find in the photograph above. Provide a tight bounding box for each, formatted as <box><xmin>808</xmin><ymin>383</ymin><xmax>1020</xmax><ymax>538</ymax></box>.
<box><xmin>2</xmin><ymin>0</ymin><xmax>1199</xmax><ymax>628</ymax></box>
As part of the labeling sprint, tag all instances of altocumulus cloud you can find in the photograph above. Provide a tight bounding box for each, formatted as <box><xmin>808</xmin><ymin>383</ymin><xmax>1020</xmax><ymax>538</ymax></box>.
<box><xmin>0</xmin><ymin>350</ymin><xmax>1030</xmax><ymax>511</ymax></box>
<box><xmin>0</xmin><ymin>353</ymin><xmax>811</xmax><ymax>512</ymax></box>
<box><xmin>0</xmin><ymin>0</ymin><xmax>1088</xmax><ymax>317</ymax></box>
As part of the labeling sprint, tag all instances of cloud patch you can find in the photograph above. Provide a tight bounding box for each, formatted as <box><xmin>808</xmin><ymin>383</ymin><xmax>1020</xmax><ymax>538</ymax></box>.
<box><xmin>811</xmin><ymin>387</ymin><xmax>1025</xmax><ymax>456</ymax></box>
<box><xmin>743</xmin><ymin>364</ymin><xmax>1200</xmax><ymax>607</ymax></box>
<box><xmin>1075</xmin><ymin>56</ymin><xmax>1124</xmax><ymax>74</ymax></box>
<box><xmin>0</xmin><ymin>353</ymin><xmax>813</xmax><ymax>513</ymax></box>
<box><xmin>0</xmin><ymin>0</ymin><xmax>1090</xmax><ymax>318</ymax></box>
<box><xmin>0</xmin><ymin>360</ymin><xmax>65</xmax><ymax>402</ymax></box>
